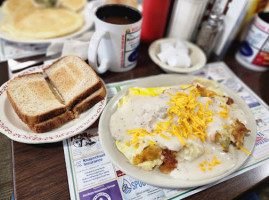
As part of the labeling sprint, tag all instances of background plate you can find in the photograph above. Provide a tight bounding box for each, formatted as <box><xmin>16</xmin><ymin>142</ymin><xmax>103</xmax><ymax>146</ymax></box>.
<box><xmin>0</xmin><ymin>3</ymin><xmax>94</xmax><ymax>44</ymax></box>
<box><xmin>99</xmin><ymin>74</ymin><xmax>257</xmax><ymax>188</ymax></box>
<box><xmin>0</xmin><ymin>65</ymin><xmax>107</xmax><ymax>144</ymax></box>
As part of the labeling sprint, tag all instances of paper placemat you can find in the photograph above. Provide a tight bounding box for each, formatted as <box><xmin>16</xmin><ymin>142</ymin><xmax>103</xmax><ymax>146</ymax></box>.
<box><xmin>0</xmin><ymin>39</ymin><xmax>48</xmax><ymax>61</ymax></box>
<box><xmin>63</xmin><ymin>62</ymin><xmax>269</xmax><ymax>200</ymax></box>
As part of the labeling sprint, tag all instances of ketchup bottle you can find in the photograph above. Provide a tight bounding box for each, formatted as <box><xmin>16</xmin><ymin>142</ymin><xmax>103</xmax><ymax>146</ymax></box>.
<box><xmin>141</xmin><ymin>0</ymin><xmax>172</xmax><ymax>43</ymax></box>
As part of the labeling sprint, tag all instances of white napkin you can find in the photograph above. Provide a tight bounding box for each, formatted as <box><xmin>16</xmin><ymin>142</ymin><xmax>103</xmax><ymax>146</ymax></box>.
<box><xmin>45</xmin><ymin>30</ymin><xmax>95</xmax><ymax>65</ymax></box>
<box><xmin>44</xmin><ymin>0</ymin><xmax>106</xmax><ymax>64</ymax></box>
<box><xmin>44</xmin><ymin>0</ymin><xmax>107</xmax><ymax>65</ymax></box>
<box><xmin>8</xmin><ymin>30</ymin><xmax>95</xmax><ymax>79</ymax></box>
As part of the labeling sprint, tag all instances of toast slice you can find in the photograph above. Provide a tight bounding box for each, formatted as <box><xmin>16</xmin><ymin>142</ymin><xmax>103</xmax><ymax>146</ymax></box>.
<box><xmin>44</xmin><ymin>55</ymin><xmax>102</xmax><ymax>109</ymax></box>
<box><xmin>6</xmin><ymin>72</ymin><xmax>69</xmax><ymax>125</ymax></box>
<box><xmin>73</xmin><ymin>83</ymin><xmax>106</xmax><ymax>117</ymax></box>
<box><xmin>6</xmin><ymin>56</ymin><xmax>106</xmax><ymax>133</ymax></box>
<box><xmin>28</xmin><ymin>110</ymin><xmax>75</xmax><ymax>133</ymax></box>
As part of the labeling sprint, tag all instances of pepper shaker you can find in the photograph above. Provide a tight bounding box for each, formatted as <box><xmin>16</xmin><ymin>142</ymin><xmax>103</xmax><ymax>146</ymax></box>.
<box><xmin>196</xmin><ymin>12</ymin><xmax>224</xmax><ymax>58</ymax></box>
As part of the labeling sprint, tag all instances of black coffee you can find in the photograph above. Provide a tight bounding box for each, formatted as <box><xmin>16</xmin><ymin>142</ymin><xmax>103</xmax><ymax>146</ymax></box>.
<box><xmin>103</xmin><ymin>16</ymin><xmax>135</xmax><ymax>25</ymax></box>
<box><xmin>96</xmin><ymin>4</ymin><xmax>142</xmax><ymax>25</ymax></box>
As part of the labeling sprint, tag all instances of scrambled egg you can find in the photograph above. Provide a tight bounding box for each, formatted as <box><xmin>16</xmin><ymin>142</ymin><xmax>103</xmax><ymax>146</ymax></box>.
<box><xmin>111</xmin><ymin>78</ymin><xmax>250</xmax><ymax>174</ymax></box>
<box><xmin>116</xmin><ymin>141</ymin><xmax>163</xmax><ymax>171</ymax></box>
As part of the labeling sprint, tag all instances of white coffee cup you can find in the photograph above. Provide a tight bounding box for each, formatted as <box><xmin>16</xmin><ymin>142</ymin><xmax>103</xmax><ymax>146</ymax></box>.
<box><xmin>88</xmin><ymin>4</ymin><xmax>142</xmax><ymax>74</ymax></box>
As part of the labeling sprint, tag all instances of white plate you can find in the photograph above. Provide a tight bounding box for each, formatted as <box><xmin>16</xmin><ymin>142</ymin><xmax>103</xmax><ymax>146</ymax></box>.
<box><xmin>99</xmin><ymin>74</ymin><xmax>257</xmax><ymax>188</ymax></box>
<box><xmin>0</xmin><ymin>65</ymin><xmax>107</xmax><ymax>144</ymax></box>
<box><xmin>149</xmin><ymin>38</ymin><xmax>207</xmax><ymax>73</ymax></box>
<box><xmin>0</xmin><ymin>4</ymin><xmax>94</xmax><ymax>44</ymax></box>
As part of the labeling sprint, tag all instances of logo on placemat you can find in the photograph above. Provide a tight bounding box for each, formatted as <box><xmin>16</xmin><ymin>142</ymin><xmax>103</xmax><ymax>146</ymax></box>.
<box><xmin>93</xmin><ymin>192</ymin><xmax>111</xmax><ymax>200</ymax></box>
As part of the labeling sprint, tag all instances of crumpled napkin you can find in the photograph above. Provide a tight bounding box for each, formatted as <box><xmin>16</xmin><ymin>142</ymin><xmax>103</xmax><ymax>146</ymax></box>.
<box><xmin>8</xmin><ymin>30</ymin><xmax>94</xmax><ymax>79</ymax></box>
<box><xmin>44</xmin><ymin>0</ymin><xmax>106</xmax><ymax>65</ymax></box>
<box><xmin>45</xmin><ymin>30</ymin><xmax>95</xmax><ymax>65</ymax></box>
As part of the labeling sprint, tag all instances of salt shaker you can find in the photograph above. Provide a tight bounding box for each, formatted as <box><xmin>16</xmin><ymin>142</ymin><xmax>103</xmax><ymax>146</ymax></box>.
<box><xmin>166</xmin><ymin>0</ymin><xmax>208</xmax><ymax>41</ymax></box>
<box><xmin>196</xmin><ymin>12</ymin><xmax>224</xmax><ymax>58</ymax></box>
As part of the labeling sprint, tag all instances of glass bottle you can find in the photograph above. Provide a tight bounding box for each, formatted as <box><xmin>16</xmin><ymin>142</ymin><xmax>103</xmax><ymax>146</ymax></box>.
<box><xmin>196</xmin><ymin>12</ymin><xmax>224</xmax><ymax>58</ymax></box>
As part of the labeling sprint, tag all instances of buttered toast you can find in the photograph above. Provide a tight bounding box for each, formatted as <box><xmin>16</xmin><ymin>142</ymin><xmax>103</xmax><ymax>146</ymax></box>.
<box><xmin>6</xmin><ymin>56</ymin><xmax>106</xmax><ymax>133</ymax></box>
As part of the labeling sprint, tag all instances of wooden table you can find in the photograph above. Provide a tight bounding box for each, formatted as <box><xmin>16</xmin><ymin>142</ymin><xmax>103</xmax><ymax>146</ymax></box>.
<box><xmin>1</xmin><ymin>41</ymin><xmax>269</xmax><ymax>200</ymax></box>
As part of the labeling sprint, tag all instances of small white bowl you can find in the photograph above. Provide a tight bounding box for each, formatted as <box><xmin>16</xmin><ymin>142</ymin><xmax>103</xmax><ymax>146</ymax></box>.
<box><xmin>149</xmin><ymin>38</ymin><xmax>207</xmax><ymax>73</ymax></box>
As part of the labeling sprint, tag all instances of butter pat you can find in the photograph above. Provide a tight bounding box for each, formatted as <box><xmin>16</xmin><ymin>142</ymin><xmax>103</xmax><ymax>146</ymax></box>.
<box><xmin>157</xmin><ymin>47</ymin><xmax>178</xmax><ymax>63</ymax></box>
<box><xmin>167</xmin><ymin>53</ymin><xmax>191</xmax><ymax>68</ymax></box>
<box><xmin>157</xmin><ymin>39</ymin><xmax>191</xmax><ymax>68</ymax></box>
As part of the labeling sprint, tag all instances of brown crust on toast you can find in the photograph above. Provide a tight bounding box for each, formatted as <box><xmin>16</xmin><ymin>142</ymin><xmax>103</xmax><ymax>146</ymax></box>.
<box><xmin>67</xmin><ymin>79</ymin><xmax>102</xmax><ymax>109</ymax></box>
<box><xmin>73</xmin><ymin>83</ymin><xmax>106</xmax><ymax>117</ymax></box>
<box><xmin>28</xmin><ymin>111</ymin><xmax>75</xmax><ymax>133</ymax></box>
<box><xmin>6</xmin><ymin>72</ymin><xmax>66</xmax><ymax>125</ymax></box>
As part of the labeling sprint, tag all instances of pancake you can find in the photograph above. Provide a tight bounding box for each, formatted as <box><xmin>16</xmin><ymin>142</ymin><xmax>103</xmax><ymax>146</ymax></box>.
<box><xmin>0</xmin><ymin>8</ymin><xmax>84</xmax><ymax>39</ymax></box>
<box><xmin>60</xmin><ymin>0</ymin><xmax>87</xmax><ymax>12</ymax></box>
<box><xmin>1</xmin><ymin>0</ymin><xmax>36</xmax><ymax>15</ymax></box>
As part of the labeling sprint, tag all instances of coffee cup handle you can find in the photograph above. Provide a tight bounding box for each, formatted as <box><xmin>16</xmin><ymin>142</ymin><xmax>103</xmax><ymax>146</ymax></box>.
<box><xmin>88</xmin><ymin>30</ymin><xmax>109</xmax><ymax>74</ymax></box>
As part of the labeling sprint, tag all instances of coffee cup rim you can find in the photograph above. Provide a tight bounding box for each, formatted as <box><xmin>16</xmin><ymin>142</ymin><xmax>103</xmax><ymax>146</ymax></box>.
<box><xmin>95</xmin><ymin>4</ymin><xmax>142</xmax><ymax>24</ymax></box>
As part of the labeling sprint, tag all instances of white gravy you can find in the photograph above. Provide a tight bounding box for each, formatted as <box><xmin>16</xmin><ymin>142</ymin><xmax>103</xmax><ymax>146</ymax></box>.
<box><xmin>110</xmin><ymin>86</ymin><xmax>247</xmax><ymax>180</ymax></box>
<box><xmin>170</xmin><ymin>141</ymin><xmax>237</xmax><ymax>180</ymax></box>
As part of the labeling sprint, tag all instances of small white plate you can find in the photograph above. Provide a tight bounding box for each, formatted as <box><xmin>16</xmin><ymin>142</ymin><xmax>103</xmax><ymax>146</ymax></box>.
<box><xmin>0</xmin><ymin>3</ymin><xmax>94</xmax><ymax>44</ymax></box>
<box><xmin>0</xmin><ymin>65</ymin><xmax>107</xmax><ymax>144</ymax></box>
<box><xmin>149</xmin><ymin>38</ymin><xmax>207</xmax><ymax>73</ymax></box>
<box><xmin>98</xmin><ymin>74</ymin><xmax>256</xmax><ymax>188</ymax></box>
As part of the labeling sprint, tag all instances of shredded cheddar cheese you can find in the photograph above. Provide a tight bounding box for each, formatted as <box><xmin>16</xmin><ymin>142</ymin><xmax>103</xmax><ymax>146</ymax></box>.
<box><xmin>148</xmin><ymin>140</ymin><xmax>155</xmax><ymax>146</ymax></box>
<box><xmin>199</xmin><ymin>156</ymin><xmax>222</xmax><ymax>171</ymax></box>
<box><xmin>180</xmin><ymin>84</ymin><xmax>192</xmax><ymax>89</ymax></box>
<box><xmin>154</xmin><ymin>86</ymin><xmax>214</xmax><ymax>145</ymax></box>
<box><xmin>218</xmin><ymin>104</ymin><xmax>230</xmax><ymax>118</ymax></box>
<box><xmin>239</xmin><ymin>146</ymin><xmax>251</xmax><ymax>155</ymax></box>
<box><xmin>126</xmin><ymin>129</ymin><xmax>151</xmax><ymax>145</ymax></box>
<box><xmin>125</xmin><ymin>86</ymin><xmax>215</xmax><ymax>146</ymax></box>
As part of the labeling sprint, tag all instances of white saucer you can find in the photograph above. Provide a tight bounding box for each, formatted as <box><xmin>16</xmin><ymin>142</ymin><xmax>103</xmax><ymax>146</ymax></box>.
<box><xmin>149</xmin><ymin>38</ymin><xmax>207</xmax><ymax>73</ymax></box>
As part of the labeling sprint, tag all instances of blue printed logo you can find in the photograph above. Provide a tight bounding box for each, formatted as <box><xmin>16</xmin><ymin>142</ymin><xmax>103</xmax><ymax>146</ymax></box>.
<box><xmin>239</xmin><ymin>41</ymin><xmax>253</xmax><ymax>57</ymax></box>
<box><xmin>131</xmin><ymin>180</ymin><xmax>146</xmax><ymax>190</ymax></box>
<box><xmin>122</xmin><ymin>179</ymin><xmax>132</xmax><ymax>194</ymax></box>
<box><xmin>122</xmin><ymin>179</ymin><xmax>147</xmax><ymax>194</ymax></box>
<box><xmin>128</xmin><ymin>47</ymin><xmax>139</xmax><ymax>62</ymax></box>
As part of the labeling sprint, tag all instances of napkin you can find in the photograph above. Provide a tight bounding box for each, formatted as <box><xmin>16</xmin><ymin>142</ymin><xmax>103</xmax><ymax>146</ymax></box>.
<box><xmin>8</xmin><ymin>30</ymin><xmax>95</xmax><ymax>79</ymax></box>
<box><xmin>45</xmin><ymin>30</ymin><xmax>95</xmax><ymax>65</ymax></box>
<box><xmin>44</xmin><ymin>0</ymin><xmax>104</xmax><ymax>64</ymax></box>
